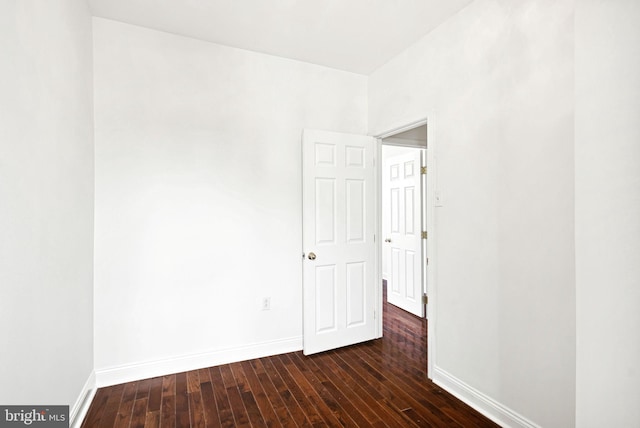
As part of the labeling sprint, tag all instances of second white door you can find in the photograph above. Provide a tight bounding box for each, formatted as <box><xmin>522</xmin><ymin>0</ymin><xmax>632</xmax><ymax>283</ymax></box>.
<box><xmin>383</xmin><ymin>149</ymin><xmax>423</xmax><ymax>317</ymax></box>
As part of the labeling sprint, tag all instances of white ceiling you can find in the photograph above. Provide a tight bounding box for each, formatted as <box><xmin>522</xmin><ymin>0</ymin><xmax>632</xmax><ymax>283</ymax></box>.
<box><xmin>87</xmin><ymin>0</ymin><xmax>473</xmax><ymax>75</ymax></box>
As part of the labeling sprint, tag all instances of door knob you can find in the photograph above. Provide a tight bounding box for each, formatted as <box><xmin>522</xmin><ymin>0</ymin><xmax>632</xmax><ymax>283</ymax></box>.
<box><xmin>308</xmin><ymin>252</ymin><xmax>316</xmax><ymax>260</ymax></box>
<box><xmin>384</xmin><ymin>238</ymin><xmax>391</xmax><ymax>243</ymax></box>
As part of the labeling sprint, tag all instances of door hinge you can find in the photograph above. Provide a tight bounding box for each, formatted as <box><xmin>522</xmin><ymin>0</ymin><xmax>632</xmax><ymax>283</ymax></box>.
<box><xmin>422</xmin><ymin>294</ymin><xmax>428</xmax><ymax>305</ymax></box>
<box><xmin>421</xmin><ymin>166</ymin><xmax>427</xmax><ymax>175</ymax></box>
<box><xmin>421</xmin><ymin>231</ymin><xmax>428</xmax><ymax>239</ymax></box>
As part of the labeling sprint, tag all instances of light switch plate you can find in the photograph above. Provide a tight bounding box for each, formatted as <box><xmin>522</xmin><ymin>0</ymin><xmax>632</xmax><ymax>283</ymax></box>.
<box><xmin>435</xmin><ymin>190</ymin><xmax>443</xmax><ymax>207</ymax></box>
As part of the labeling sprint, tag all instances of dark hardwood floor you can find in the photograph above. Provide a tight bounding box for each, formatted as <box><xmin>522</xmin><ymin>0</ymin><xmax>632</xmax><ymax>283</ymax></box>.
<box><xmin>82</xmin><ymin>285</ymin><xmax>499</xmax><ymax>427</ymax></box>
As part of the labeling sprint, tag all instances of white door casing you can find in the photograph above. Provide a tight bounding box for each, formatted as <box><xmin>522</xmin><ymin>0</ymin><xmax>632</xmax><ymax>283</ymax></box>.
<box><xmin>384</xmin><ymin>150</ymin><xmax>423</xmax><ymax>317</ymax></box>
<box><xmin>374</xmin><ymin>116</ymin><xmax>435</xmax><ymax>380</ymax></box>
<box><xmin>302</xmin><ymin>129</ymin><xmax>377</xmax><ymax>355</ymax></box>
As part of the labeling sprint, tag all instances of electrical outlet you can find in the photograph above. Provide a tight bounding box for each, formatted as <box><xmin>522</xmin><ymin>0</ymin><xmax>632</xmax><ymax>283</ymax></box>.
<box><xmin>262</xmin><ymin>297</ymin><xmax>271</xmax><ymax>311</ymax></box>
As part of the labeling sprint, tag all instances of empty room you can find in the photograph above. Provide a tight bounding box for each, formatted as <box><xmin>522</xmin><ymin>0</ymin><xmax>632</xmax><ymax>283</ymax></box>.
<box><xmin>1</xmin><ymin>0</ymin><xmax>639</xmax><ymax>427</ymax></box>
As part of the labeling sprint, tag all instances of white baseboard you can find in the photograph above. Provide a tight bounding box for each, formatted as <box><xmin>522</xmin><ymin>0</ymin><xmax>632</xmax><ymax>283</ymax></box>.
<box><xmin>70</xmin><ymin>371</ymin><xmax>96</xmax><ymax>428</ymax></box>
<box><xmin>95</xmin><ymin>336</ymin><xmax>302</xmax><ymax>387</ymax></box>
<box><xmin>432</xmin><ymin>365</ymin><xmax>540</xmax><ymax>428</ymax></box>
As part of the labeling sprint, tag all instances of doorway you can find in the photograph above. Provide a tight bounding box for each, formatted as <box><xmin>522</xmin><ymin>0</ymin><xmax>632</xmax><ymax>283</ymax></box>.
<box><xmin>381</xmin><ymin>144</ymin><xmax>426</xmax><ymax>318</ymax></box>
<box><xmin>375</xmin><ymin>119</ymin><xmax>435</xmax><ymax>378</ymax></box>
<box><xmin>380</xmin><ymin>125</ymin><xmax>427</xmax><ymax>319</ymax></box>
<box><xmin>301</xmin><ymin>118</ymin><xmax>436</xmax><ymax>378</ymax></box>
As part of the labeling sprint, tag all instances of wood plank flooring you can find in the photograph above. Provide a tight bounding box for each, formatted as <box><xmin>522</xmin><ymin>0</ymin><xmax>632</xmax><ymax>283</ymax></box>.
<box><xmin>82</xmin><ymin>285</ymin><xmax>499</xmax><ymax>427</ymax></box>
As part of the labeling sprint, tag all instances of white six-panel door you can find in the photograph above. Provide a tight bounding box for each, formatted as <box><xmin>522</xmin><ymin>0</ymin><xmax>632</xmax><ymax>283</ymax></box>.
<box><xmin>302</xmin><ymin>129</ymin><xmax>376</xmax><ymax>355</ymax></box>
<box><xmin>384</xmin><ymin>150</ymin><xmax>423</xmax><ymax>317</ymax></box>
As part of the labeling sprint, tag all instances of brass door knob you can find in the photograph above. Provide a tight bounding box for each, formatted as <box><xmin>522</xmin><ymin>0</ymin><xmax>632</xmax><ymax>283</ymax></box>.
<box><xmin>308</xmin><ymin>252</ymin><xmax>317</xmax><ymax>260</ymax></box>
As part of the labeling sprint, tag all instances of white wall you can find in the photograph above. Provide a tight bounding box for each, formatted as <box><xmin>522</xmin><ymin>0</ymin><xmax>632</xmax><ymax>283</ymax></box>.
<box><xmin>92</xmin><ymin>18</ymin><xmax>367</xmax><ymax>380</ymax></box>
<box><xmin>369</xmin><ymin>1</ymin><xmax>575</xmax><ymax>427</ymax></box>
<box><xmin>575</xmin><ymin>1</ymin><xmax>640</xmax><ymax>426</ymax></box>
<box><xmin>0</xmin><ymin>0</ymin><xmax>94</xmax><ymax>410</ymax></box>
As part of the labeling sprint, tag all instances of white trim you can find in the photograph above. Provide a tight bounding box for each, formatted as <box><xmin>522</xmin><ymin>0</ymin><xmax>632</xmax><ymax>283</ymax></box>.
<box><xmin>375</xmin><ymin>138</ymin><xmax>383</xmax><ymax>339</ymax></box>
<box><xmin>70</xmin><ymin>371</ymin><xmax>96</xmax><ymax>428</ymax></box>
<box><xmin>95</xmin><ymin>336</ymin><xmax>302</xmax><ymax>387</ymax></box>
<box><xmin>425</xmin><ymin>114</ymin><xmax>436</xmax><ymax>380</ymax></box>
<box><xmin>374</xmin><ymin>118</ymin><xmax>428</xmax><ymax>140</ymax></box>
<box><xmin>420</xmin><ymin>147</ymin><xmax>427</xmax><ymax>317</ymax></box>
<box><xmin>383</xmin><ymin>137</ymin><xmax>426</xmax><ymax>147</ymax></box>
<box><xmin>433</xmin><ymin>366</ymin><xmax>541</xmax><ymax>428</ymax></box>
<box><xmin>374</xmin><ymin>115</ymin><xmax>436</xmax><ymax>380</ymax></box>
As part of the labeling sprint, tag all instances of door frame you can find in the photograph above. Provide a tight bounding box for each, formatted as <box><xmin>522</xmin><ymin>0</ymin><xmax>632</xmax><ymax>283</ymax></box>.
<box><xmin>374</xmin><ymin>115</ymin><xmax>436</xmax><ymax>379</ymax></box>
